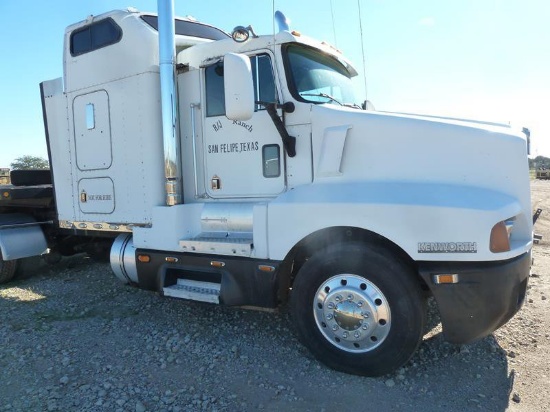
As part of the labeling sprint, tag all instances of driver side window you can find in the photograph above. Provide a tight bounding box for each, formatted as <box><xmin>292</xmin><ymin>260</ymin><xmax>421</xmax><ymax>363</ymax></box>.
<box><xmin>205</xmin><ymin>54</ymin><xmax>277</xmax><ymax>117</ymax></box>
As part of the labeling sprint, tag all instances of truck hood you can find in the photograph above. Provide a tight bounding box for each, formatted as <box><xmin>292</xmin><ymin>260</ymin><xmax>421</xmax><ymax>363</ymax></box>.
<box><xmin>267</xmin><ymin>105</ymin><xmax>532</xmax><ymax>262</ymax></box>
<box><xmin>310</xmin><ymin>104</ymin><xmax>529</xmax><ymax>197</ymax></box>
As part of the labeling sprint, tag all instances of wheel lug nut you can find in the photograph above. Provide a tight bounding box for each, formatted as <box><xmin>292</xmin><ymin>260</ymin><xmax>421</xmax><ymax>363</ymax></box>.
<box><xmin>354</xmin><ymin>331</ymin><xmax>361</xmax><ymax>338</ymax></box>
<box><xmin>343</xmin><ymin>332</ymin><xmax>348</xmax><ymax>338</ymax></box>
<box><xmin>358</xmin><ymin>301</ymin><xmax>363</xmax><ymax>307</ymax></box>
<box><xmin>332</xmin><ymin>325</ymin><xmax>339</xmax><ymax>331</ymax></box>
<box><xmin>362</xmin><ymin>312</ymin><xmax>369</xmax><ymax>318</ymax></box>
<box><xmin>362</xmin><ymin>324</ymin><xmax>369</xmax><ymax>330</ymax></box>
<box><xmin>328</xmin><ymin>303</ymin><xmax>335</xmax><ymax>309</ymax></box>
<box><xmin>335</xmin><ymin>295</ymin><xmax>342</xmax><ymax>302</ymax></box>
<box><xmin>326</xmin><ymin>314</ymin><xmax>333</xmax><ymax>320</ymax></box>
<box><xmin>347</xmin><ymin>294</ymin><xmax>353</xmax><ymax>301</ymax></box>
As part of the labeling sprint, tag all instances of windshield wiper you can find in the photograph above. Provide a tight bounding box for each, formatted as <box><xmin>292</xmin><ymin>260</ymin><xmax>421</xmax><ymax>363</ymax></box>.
<box><xmin>300</xmin><ymin>92</ymin><xmax>343</xmax><ymax>106</ymax></box>
<box><xmin>343</xmin><ymin>103</ymin><xmax>362</xmax><ymax>109</ymax></box>
<box><xmin>300</xmin><ymin>93</ymin><xmax>362</xmax><ymax>109</ymax></box>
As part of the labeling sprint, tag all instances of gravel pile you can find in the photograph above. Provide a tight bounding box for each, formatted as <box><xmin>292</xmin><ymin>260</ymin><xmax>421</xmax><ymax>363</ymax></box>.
<box><xmin>1</xmin><ymin>252</ymin><xmax>548</xmax><ymax>411</ymax></box>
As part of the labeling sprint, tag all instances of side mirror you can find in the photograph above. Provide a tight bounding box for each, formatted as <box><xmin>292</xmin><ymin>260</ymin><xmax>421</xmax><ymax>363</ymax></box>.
<box><xmin>224</xmin><ymin>53</ymin><xmax>254</xmax><ymax>121</ymax></box>
<box><xmin>362</xmin><ymin>100</ymin><xmax>375</xmax><ymax>111</ymax></box>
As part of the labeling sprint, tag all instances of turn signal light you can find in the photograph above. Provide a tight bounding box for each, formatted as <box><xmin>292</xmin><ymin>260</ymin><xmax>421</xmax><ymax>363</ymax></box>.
<box><xmin>490</xmin><ymin>221</ymin><xmax>512</xmax><ymax>253</ymax></box>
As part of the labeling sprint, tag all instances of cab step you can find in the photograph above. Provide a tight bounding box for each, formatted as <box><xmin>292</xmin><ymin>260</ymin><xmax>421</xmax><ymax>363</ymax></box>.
<box><xmin>163</xmin><ymin>278</ymin><xmax>221</xmax><ymax>304</ymax></box>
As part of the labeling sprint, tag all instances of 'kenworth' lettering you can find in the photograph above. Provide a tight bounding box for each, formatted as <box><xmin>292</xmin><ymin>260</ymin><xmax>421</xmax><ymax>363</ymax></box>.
<box><xmin>418</xmin><ymin>242</ymin><xmax>477</xmax><ymax>253</ymax></box>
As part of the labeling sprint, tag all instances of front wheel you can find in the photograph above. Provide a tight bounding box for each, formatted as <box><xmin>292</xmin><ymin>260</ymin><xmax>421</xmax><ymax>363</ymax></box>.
<box><xmin>290</xmin><ymin>242</ymin><xmax>426</xmax><ymax>376</ymax></box>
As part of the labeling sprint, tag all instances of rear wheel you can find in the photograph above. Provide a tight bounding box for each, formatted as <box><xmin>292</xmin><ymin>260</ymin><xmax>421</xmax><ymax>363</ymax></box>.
<box><xmin>291</xmin><ymin>242</ymin><xmax>426</xmax><ymax>376</ymax></box>
<box><xmin>0</xmin><ymin>251</ymin><xmax>17</xmax><ymax>284</ymax></box>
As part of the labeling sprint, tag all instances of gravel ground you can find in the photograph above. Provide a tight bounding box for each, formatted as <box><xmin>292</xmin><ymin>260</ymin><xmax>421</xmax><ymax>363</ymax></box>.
<box><xmin>1</xmin><ymin>181</ymin><xmax>549</xmax><ymax>411</ymax></box>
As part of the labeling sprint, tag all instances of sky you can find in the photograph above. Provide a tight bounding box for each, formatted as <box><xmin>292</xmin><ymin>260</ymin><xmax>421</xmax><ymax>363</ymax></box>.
<box><xmin>0</xmin><ymin>0</ymin><xmax>548</xmax><ymax>167</ymax></box>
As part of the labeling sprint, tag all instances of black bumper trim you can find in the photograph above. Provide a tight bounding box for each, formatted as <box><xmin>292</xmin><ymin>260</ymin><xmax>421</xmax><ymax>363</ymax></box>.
<box><xmin>135</xmin><ymin>249</ymin><xmax>282</xmax><ymax>308</ymax></box>
<box><xmin>418</xmin><ymin>251</ymin><xmax>531</xmax><ymax>344</ymax></box>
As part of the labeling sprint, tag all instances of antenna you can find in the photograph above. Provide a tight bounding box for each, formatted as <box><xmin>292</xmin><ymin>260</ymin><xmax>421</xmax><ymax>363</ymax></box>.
<box><xmin>272</xmin><ymin>0</ymin><xmax>279</xmax><ymax>105</ymax></box>
<box><xmin>330</xmin><ymin>0</ymin><xmax>337</xmax><ymax>47</ymax></box>
<box><xmin>357</xmin><ymin>0</ymin><xmax>368</xmax><ymax>102</ymax></box>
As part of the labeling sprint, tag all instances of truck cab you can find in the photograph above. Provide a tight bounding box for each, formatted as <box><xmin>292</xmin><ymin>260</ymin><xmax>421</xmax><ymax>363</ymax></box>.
<box><xmin>35</xmin><ymin>7</ymin><xmax>534</xmax><ymax>376</ymax></box>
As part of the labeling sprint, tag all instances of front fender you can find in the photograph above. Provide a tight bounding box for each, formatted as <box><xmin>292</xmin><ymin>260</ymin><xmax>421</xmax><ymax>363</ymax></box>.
<box><xmin>267</xmin><ymin>181</ymin><xmax>529</xmax><ymax>262</ymax></box>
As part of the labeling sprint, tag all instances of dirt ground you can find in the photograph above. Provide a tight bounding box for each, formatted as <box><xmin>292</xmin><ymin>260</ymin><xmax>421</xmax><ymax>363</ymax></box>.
<box><xmin>0</xmin><ymin>180</ymin><xmax>549</xmax><ymax>411</ymax></box>
<box><xmin>507</xmin><ymin>179</ymin><xmax>550</xmax><ymax>411</ymax></box>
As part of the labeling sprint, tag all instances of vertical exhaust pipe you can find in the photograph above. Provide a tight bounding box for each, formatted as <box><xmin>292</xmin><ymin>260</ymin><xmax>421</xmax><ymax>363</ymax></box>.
<box><xmin>158</xmin><ymin>0</ymin><xmax>182</xmax><ymax>205</ymax></box>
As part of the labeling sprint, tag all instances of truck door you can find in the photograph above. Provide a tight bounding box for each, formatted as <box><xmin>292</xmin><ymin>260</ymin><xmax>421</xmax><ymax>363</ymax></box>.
<box><xmin>202</xmin><ymin>53</ymin><xmax>285</xmax><ymax>198</ymax></box>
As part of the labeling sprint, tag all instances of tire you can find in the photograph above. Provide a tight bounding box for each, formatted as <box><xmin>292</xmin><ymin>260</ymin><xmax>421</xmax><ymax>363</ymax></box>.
<box><xmin>290</xmin><ymin>241</ymin><xmax>426</xmax><ymax>377</ymax></box>
<box><xmin>10</xmin><ymin>169</ymin><xmax>51</xmax><ymax>186</ymax></box>
<box><xmin>0</xmin><ymin>251</ymin><xmax>17</xmax><ymax>284</ymax></box>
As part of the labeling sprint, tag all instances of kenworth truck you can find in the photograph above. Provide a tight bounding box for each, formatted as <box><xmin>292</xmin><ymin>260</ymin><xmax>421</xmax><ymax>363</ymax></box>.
<box><xmin>0</xmin><ymin>2</ymin><xmax>532</xmax><ymax>376</ymax></box>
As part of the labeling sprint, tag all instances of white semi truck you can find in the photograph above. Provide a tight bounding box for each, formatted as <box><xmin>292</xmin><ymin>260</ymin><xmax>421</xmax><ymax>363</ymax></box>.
<box><xmin>0</xmin><ymin>2</ymin><xmax>532</xmax><ymax>376</ymax></box>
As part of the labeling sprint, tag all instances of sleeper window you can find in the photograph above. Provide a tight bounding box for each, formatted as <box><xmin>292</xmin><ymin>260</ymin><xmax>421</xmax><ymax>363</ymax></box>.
<box><xmin>70</xmin><ymin>18</ymin><xmax>122</xmax><ymax>56</ymax></box>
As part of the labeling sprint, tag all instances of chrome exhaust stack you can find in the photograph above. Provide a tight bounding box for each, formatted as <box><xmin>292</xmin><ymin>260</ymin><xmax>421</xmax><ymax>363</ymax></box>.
<box><xmin>158</xmin><ymin>0</ymin><xmax>182</xmax><ymax>205</ymax></box>
<box><xmin>274</xmin><ymin>11</ymin><xmax>290</xmax><ymax>32</ymax></box>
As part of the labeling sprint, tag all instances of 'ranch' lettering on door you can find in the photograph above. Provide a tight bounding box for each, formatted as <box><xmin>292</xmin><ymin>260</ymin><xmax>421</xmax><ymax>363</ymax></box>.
<box><xmin>211</xmin><ymin>120</ymin><xmax>253</xmax><ymax>133</ymax></box>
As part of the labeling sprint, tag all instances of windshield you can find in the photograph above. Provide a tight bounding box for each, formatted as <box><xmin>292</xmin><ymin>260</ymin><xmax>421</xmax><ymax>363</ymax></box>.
<box><xmin>284</xmin><ymin>44</ymin><xmax>360</xmax><ymax>107</ymax></box>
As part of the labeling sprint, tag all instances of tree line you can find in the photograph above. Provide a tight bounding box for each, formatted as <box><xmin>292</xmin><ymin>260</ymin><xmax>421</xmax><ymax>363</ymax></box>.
<box><xmin>9</xmin><ymin>155</ymin><xmax>49</xmax><ymax>170</ymax></box>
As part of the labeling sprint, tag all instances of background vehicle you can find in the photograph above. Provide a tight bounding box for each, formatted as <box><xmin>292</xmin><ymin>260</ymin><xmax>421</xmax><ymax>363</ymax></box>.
<box><xmin>0</xmin><ymin>168</ymin><xmax>9</xmax><ymax>185</ymax></box>
<box><xmin>536</xmin><ymin>168</ymin><xmax>550</xmax><ymax>180</ymax></box>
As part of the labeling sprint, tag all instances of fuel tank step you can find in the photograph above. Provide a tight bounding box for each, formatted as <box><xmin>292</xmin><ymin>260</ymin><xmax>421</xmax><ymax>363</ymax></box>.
<box><xmin>162</xmin><ymin>278</ymin><xmax>221</xmax><ymax>304</ymax></box>
<box><xmin>179</xmin><ymin>234</ymin><xmax>252</xmax><ymax>257</ymax></box>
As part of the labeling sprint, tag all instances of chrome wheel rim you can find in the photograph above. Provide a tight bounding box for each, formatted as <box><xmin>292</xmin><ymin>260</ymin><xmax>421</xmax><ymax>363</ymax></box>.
<box><xmin>313</xmin><ymin>274</ymin><xmax>391</xmax><ymax>353</ymax></box>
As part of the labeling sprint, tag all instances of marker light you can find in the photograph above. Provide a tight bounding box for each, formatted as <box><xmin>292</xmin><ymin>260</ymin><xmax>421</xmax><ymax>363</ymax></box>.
<box><xmin>210</xmin><ymin>261</ymin><xmax>225</xmax><ymax>268</ymax></box>
<box><xmin>137</xmin><ymin>254</ymin><xmax>151</xmax><ymax>263</ymax></box>
<box><xmin>433</xmin><ymin>274</ymin><xmax>459</xmax><ymax>284</ymax></box>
